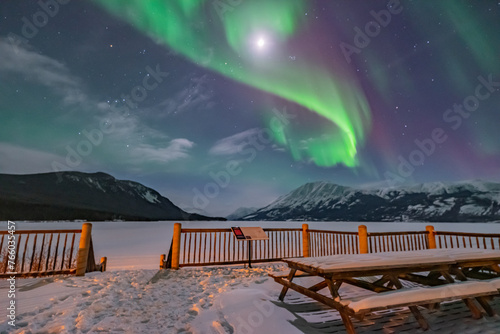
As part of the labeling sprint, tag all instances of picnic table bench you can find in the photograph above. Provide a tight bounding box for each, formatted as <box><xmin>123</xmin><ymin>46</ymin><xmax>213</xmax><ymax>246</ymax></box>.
<box><xmin>270</xmin><ymin>249</ymin><xmax>500</xmax><ymax>333</ymax></box>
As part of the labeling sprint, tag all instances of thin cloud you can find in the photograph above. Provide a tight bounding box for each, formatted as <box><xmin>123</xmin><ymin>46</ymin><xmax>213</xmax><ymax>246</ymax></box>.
<box><xmin>143</xmin><ymin>74</ymin><xmax>214</xmax><ymax>118</ymax></box>
<box><xmin>0</xmin><ymin>38</ymin><xmax>86</xmax><ymax>106</ymax></box>
<box><xmin>209</xmin><ymin>129</ymin><xmax>261</xmax><ymax>156</ymax></box>
<box><xmin>129</xmin><ymin>138</ymin><xmax>195</xmax><ymax>163</ymax></box>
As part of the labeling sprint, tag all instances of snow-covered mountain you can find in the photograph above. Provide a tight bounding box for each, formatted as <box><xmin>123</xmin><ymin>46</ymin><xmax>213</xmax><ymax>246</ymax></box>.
<box><xmin>240</xmin><ymin>180</ymin><xmax>500</xmax><ymax>222</ymax></box>
<box><xmin>0</xmin><ymin>172</ymin><xmax>224</xmax><ymax>221</ymax></box>
<box><xmin>226</xmin><ymin>207</ymin><xmax>259</xmax><ymax>220</ymax></box>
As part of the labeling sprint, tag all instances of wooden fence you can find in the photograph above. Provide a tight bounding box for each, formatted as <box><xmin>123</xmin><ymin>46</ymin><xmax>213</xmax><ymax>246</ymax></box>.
<box><xmin>308</xmin><ymin>229</ymin><xmax>359</xmax><ymax>256</ymax></box>
<box><xmin>367</xmin><ymin>231</ymin><xmax>429</xmax><ymax>253</ymax></box>
<box><xmin>0</xmin><ymin>223</ymin><xmax>106</xmax><ymax>278</ymax></box>
<box><xmin>164</xmin><ymin>227</ymin><xmax>303</xmax><ymax>267</ymax></box>
<box><xmin>435</xmin><ymin>231</ymin><xmax>500</xmax><ymax>250</ymax></box>
<box><xmin>160</xmin><ymin>223</ymin><xmax>500</xmax><ymax>269</ymax></box>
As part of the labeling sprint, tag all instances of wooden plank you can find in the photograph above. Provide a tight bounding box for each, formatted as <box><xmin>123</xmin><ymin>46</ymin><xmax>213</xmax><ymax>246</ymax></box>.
<box><xmin>463</xmin><ymin>298</ymin><xmax>483</xmax><ymax>319</ymax></box>
<box><xmin>307</xmin><ymin>229</ymin><xmax>357</xmax><ymax>235</ymax></box>
<box><xmin>271</xmin><ymin>275</ymin><xmax>353</xmax><ymax>314</ymax></box>
<box><xmin>182</xmin><ymin>232</ymin><xmax>188</xmax><ymax>264</ymax></box>
<box><xmin>193</xmin><ymin>233</ymin><xmax>198</xmax><ymax>263</ymax></box>
<box><xmin>408</xmin><ymin>306</ymin><xmax>429</xmax><ymax>330</ymax></box>
<box><xmin>348</xmin><ymin>289</ymin><xmax>499</xmax><ymax>315</ymax></box>
<box><xmin>29</xmin><ymin>233</ymin><xmax>38</xmax><ymax>272</ymax></box>
<box><xmin>399</xmin><ymin>273</ymin><xmax>448</xmax><ymax>286</ymax></box>
<box><xmin>342</xmin><ymin>278</ymin><xmax>394</xmax><ymax>293</ymax></box>
<box><xmin>314</xmin><ymin>261</ymin><xmax>455</xmax><ymax>276</ymax></box>
<box><xmin>278</xmin><ymin>268</ymin><xmax>296</xmax><ymax>300</ymax></box>
<box><xmin>476</xmin><ymin>296</ymin><xmax>495</xmax><ymax>316</ymax></box>
<box><xmin>490</xmin><ymin>264</ymin><xmax>500</xmax><ymax>274</ymax></box>
<box><xmin>308</xmin><ymin>280</ymin><xmax>329</xmax><ymax>292</ymax></box>
<box><xmin>60</xmin><ymin>234</ymin><xmax>68</xmax><ymax>270</ymax></box>
<box><xmin>367</xmin><ymin>231</ymin><xmax>428</xmax><ymax>236</ymax></box>
<box><xmin>268</xmin><ymin>271</ymin><xmax>311</xmax><ymax>279</ymax></box>
<box><xmin>14</xmin><ymin>234</ymin><xmax>22</xmax><ymax>273</ymax></box>
<box><xmin>283</xmin><ymin>260</ymin><xmax>321</xmax><ymax>276</ymax></box>
<box><xmin>0</xmin><ymin>269</ymin><xmax>76</xmax><ymax>278</ymax></box>
<box><xmin>45</xmin><ymin>233</ymin><xmax>53</xmax><ymax>271</ymax></box>
<box><xmin>37</xmin><ymin>233</ymin><xmax>46</xmax><ymax>271</ymax></box>
<box><xmin>0</xmin><ymin>229</ymin><xmax>82</xmax><ymax>235</ymax></box>
<box><xmin>68</xmin><ymin>233</ymin><xmax>76</xmax><ymax>269</ymax></box>
<box><xmin>264</xmin><ymin>228</ymin><xmax>302</xmax><ymax>232</ymax></box>
<box><xmin>179</xmin><ymin>258</ymin><xmax>282</xmax><ymax>267</ymax></box>
<box><xmin>52</xmin><ymin>234</ymin><xmax>61</xmax><ymax>271</ymax></box>
<box><xmin>181</xmin><ymin>228</ymin><xmax>232</xmax><ymax>233</ymax></box>
<box><xmin>456</xmin><ymin>259</ymin><xmax>500</xmax><ymax>268</ymax></box>
<box><xmin>218</xmin><ymin>232</ymin><xmax>222</xmax><ymax>262</ymax></box>
<box><xmin>0</xmin><ymin>235</ymin><xmax>4</xmax><ymax>261</ymax></box>
<box><xmin>436</xmin><ymin>231</ymin><xmax>500</xmax><ymax>238</ymax></box>
<box><xmin>21</xmin><ymin>234</ymin><xmax>30</xmax><ymax>273</ymax></box>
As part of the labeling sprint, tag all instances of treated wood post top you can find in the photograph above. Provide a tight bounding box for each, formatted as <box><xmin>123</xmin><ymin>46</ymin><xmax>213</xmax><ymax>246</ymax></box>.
<box><xmin>425</xmin><ymin>225</ymin><xmax>436</xmax><ymax>249</ymax></box>
<box><xmin>172</xmin><ymin>222</ymin><xmax>182</xmax><ymax>270</ymax></box>
<box><xmin>302</xmin><ymin>224</ymin><xmax>310</xmax><ymax>258</ymax></box>
<box><xmin>358</xmin><ymin>225</ymin><xmax>368</xmax><ymax>254</ymax></box>
<box><xmin>76</xmin><ymin>222</ymin><xmax>93</xmax><ymax>276</ymax></box>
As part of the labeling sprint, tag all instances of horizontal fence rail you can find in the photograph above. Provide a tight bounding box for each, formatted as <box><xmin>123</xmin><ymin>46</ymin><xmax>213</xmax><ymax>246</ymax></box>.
<box><xmin>0</xmin><ymin>229</ymin><xmax>80</xmax><ymax>278</ymax></box>
<box><xmin>367</xmin><ymin>231</ymin><xmax>429</xmax><ymax>253</ymax></box>
<box><xmin>309</xmin><ymin>230</ymin><xmax>359</xmax><ymax>256</ymax></box>
<box><xmin>162</xmin><ymin>223</ymin><xmax>500</xmax><ymax>270</ymax></box>
<box><xmin>435</xmin><ymin>231</ymin><xmax>500</xmax><ymax>250</ymax></box>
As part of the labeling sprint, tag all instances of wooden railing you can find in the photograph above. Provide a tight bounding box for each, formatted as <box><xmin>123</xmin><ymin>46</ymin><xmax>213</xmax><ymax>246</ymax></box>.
<box><xmin>172</xmin><ymin>227</ymin><xmax>303</xmax><ymax>267</ymax></box>
<box><xmin>309</xmin><ymin>229</ymin><xmax>359</xmax><ymax>256</ymax></box>
<box><xmin>435</xmin><ymin>231</ymin><xmax>500</xmax><ymax>250</ymax></box>
<box><xmin>161</xmin><ymin>223</ymin><xmax>500</xmax><ymax>270</ymax></box>
<box><xmin>0</xmin><ymin>223</ymin><xmax>106</xmax><ymax>278</ymax></box>
<box><xmin>367</xmin><ymin>231</ymin><xmax>429</xmax><ymax>253</ymax></box>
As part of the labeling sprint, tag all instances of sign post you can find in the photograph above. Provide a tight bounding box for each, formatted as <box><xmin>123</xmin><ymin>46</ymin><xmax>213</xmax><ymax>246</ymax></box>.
<box><xmin>231</xmin><ymin>227</ymin><xmax>269</xmax><ymax>268</ymax></box>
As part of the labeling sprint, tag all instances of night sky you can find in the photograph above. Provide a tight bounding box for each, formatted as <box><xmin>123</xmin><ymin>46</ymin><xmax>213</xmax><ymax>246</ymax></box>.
<box><xmin>1</xmin><ymin>0</ymin><xmax>500</xmax><ymax>217</ymax></box>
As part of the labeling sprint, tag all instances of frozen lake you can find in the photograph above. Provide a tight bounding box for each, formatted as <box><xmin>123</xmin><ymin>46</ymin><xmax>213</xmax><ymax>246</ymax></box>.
<box><xmin>1</xmin><ymin>220</ymin><xmax>498</xmax><ymax>270</ymax></box>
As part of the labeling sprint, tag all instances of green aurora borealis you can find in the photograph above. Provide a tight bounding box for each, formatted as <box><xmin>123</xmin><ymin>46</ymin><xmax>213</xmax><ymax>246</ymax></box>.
<box><xmin>92</xmin><ymin>0</ymin><xmax>372</xmax><ymax>167</ymax></box>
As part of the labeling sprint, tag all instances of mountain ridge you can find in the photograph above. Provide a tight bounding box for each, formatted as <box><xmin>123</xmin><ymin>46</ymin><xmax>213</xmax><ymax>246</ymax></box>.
<box><xmin>0</xmin><ymin>171</ymin><xmax>225</xmax><ymax>221</ymax></box>
<box><xmin>239</xmin><ymin>180</ymin><xmax>500</xmax><ymax>222</ymax></box>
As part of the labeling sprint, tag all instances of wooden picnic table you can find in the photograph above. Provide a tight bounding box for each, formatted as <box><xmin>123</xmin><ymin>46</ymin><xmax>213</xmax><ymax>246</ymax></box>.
<box><xmin>270</xmin><ymin>248</ymin><xmax>500</xmax><ymax>333</ymax></box>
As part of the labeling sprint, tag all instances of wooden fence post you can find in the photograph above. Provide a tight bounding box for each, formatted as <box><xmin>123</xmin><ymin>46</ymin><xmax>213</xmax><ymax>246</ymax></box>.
<box><xmin>172</xmin><ymin>223</ymin><xmax>182</xmax><ymax>270</ymax></box>
<box><xmin>160</xmin><ymin>254</ymin><xmax>166</xmax><ymax>269</ymax></box>
<box><xmin>426</xmin><ymin>225</ymin><xmax>436</xmax><ymax>249</ymax></box>
<box><xmin>302</xmin><ymin>224</ymin><xmax>310</xmax><ymax>257</ymax></box>
<box><xmin>76</xmin><ymin>223</ymin><xmax>92</xmax><ymax>276</ymax></box>
<box><xmin>100</xmin><ymin>257</ymin><xmax>107</xmax><ymax>272</ymax></box>
<box><xmin>358</xmin><ymin>225</ymin><xmax>368</xmax><ymax>254</ymax></box>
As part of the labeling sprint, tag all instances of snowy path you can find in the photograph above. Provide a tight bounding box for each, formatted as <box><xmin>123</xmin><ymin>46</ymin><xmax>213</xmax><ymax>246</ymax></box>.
<box><xmin>0</xmin><ymin>264</ymin><xmax>298</xmax><ymax>334</ymax></box>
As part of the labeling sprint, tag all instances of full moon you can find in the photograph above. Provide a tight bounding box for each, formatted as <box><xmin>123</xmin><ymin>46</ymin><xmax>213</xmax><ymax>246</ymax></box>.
<box><xmin>257</xmin><ymin>37</ymin><xmax>266</xmax><ymax>49</ymax></box>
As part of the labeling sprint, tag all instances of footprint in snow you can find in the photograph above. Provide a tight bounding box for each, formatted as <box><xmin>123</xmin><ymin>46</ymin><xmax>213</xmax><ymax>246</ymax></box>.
<box><xmin>59</xmin><ymin>295</ymin><xmax>70</xmax><ymax>301</ymax></box>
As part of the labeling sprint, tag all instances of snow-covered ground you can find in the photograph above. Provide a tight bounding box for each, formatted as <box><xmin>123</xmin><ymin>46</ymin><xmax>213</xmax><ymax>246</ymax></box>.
<box><xmin>1</xmin><ymin>221</ymin><xmax>500</xmax><ymax>333</ymax></box>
